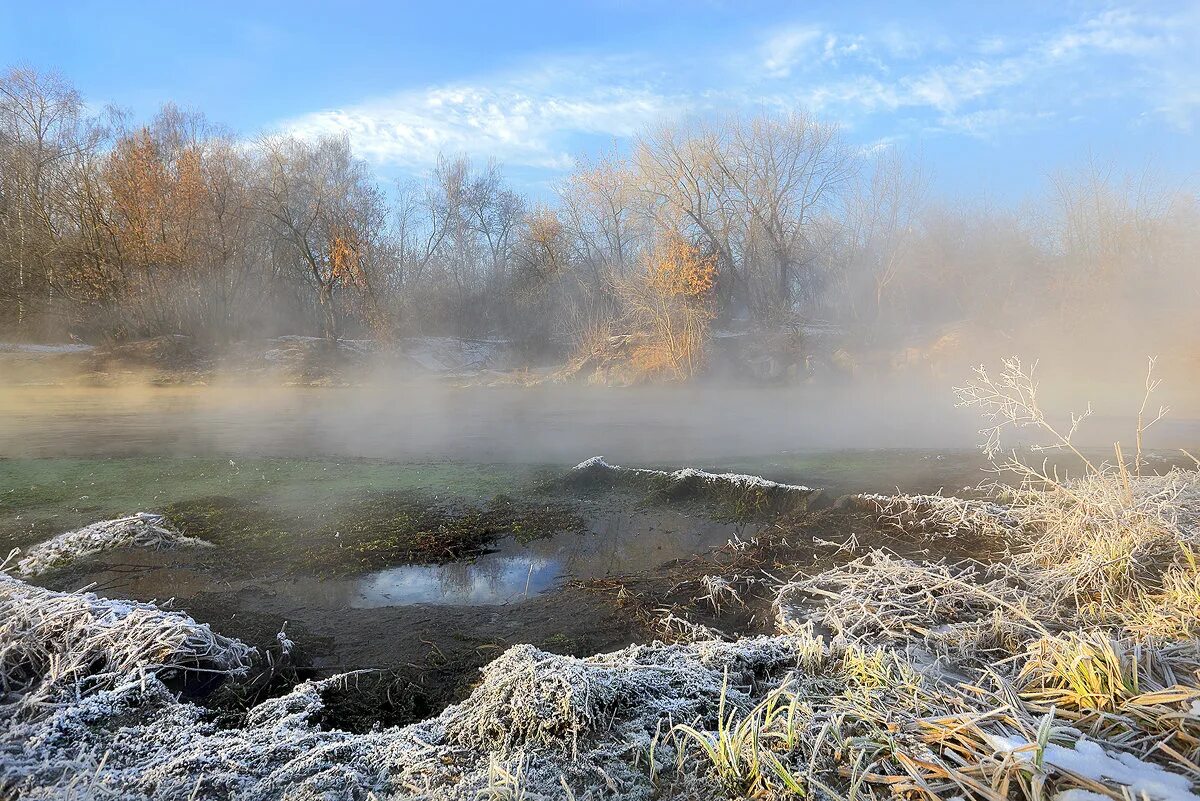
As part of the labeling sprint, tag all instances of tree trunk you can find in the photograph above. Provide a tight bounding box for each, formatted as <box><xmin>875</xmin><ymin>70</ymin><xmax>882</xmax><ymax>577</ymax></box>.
<box><xmin>318</xmin><ymin>282</ymin><xmax>337</xmax><ymax>342</ymax></box>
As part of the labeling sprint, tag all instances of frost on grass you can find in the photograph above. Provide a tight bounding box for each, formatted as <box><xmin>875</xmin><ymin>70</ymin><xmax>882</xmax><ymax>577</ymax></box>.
<box><xmin>774</xmin><ymin>549</ymin><xmax>1036</xmax><ymax>650</ymax></box>
<box><xmin>0</xmin><ymin>570</ymin><xmax>817</xmax><ymax>800</ymax></box>
<box><xmin>844</xmin><ymin>491</ymin><xmax>1018</xmax><ymax>536</ymax></box>
<box><xmin>16</xmin><ymin>512</ymin><xmax>211</xmax><ymax>576</ymax></box>
<box><xmin>5</xmin><ymin>468</ymin><xmax>1200</xmax><ymax>798</ymax></box>
<box><xmin>0</xmin><ymin>572</ymin><xmax>253</xmax><ymax>714</ymax></box>
<box><xmin>565</xmin><ymin>456</ymin><xmax>820</xmax><ymax>517</ymax></box>
<box><xmin>5</xmin><ymin>543</ymin><xmax>1200</xmax><ymax>800</ymax></box>
<box><xmin>1004</xmin><ymin>468</ymin><xmax>1200</xmax><ymax>604</ymax></box>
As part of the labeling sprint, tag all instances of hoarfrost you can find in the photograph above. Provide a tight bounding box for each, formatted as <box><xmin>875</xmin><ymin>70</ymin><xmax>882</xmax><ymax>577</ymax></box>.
<box><xmin>0</xmin><ymin>572</ymin><xmax>253</xmax><ymax>713</ymax></box>
<box><xmin>570</xmin><ymin>456</ymin><xmax>815</xmax><ymax>493</ymax></box>
<box><xmin>0</xmin><ymin>574</ymin><xmax>819</xmax><ymax>801</ymax></box>
<box><xmin>17</xmin><ymin>512</ymin><xmax>211</xmax><ymax>576</ymax></box>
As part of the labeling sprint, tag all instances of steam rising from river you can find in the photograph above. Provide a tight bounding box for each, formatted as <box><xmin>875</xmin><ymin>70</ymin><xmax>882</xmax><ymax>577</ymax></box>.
<box><xmin>1</xmin><ymin>356</ymin><xmax>1197</xmax><ymax>464</ymax></box>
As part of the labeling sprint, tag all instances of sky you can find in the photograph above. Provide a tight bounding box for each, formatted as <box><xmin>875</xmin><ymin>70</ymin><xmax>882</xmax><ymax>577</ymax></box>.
<box><xmin>2</xmin><ymin>0</ymin><xmax>1197</xmax><ymax>199</ymax></box>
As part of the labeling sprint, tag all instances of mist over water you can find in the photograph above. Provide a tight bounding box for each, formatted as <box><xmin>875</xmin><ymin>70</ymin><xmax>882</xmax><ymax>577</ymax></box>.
<box><xmin>0</xmin><ymin>381</ymin><xmax>972</xmax><ymax>463</ymax></box>
<box><xmin>3</xmin><ymin>370</ymin><xmax>1197</xmax><ymax>466</ymax></box>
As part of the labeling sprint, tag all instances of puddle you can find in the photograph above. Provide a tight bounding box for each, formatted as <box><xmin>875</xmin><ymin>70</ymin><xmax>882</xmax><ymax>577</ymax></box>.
<box><xmin>299</xmin><ymin>506</ymin><xmax>760</xmax><ymax>607</ymax></box>
<box><xmin>59</xmin><ymin>505</ymin><xmax>761</xmax><ymax>608</ymax></box>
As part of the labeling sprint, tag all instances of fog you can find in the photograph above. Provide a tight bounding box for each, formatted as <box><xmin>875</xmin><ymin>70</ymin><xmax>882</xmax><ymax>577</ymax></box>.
<box><xmin>3</xmin><ymin>364</ymin><xmax>1196</xmax><ymax>466</ymax></box>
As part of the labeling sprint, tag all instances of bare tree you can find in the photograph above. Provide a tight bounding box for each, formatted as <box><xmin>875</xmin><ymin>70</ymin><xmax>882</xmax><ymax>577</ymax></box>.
<box><xmin>634</xmin><ymin>112</ymin><xmax>855</xmax><ymax>323</ymax></box>
<box><xmin>0</xmin><ymin>67</ymin><xmax>105</xmax><ymax>336</ymax></box>
<box><xmin>257</xmin><ymin>134</ymin><xmax>388</xmax><ymax>342</ymax></box>
<box><xmin>831</xmin><ymin>146</ymin><xmax>928</xmax><ymax>336</ymax></box>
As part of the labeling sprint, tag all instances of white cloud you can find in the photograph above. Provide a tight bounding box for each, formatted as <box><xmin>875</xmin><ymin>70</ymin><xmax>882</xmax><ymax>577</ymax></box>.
<box><xmin>761</xmin><ymin>26</ymin><xmax>870</xmax><ymax>78</ymax></box>
<box><xmin>1044</xmin><ymin>8</ymin><xmax>1172</xmax><ymax>59</ymax></box>
<box><xmin>275</xmin><ymin>5</ymin><xmax>1200</xmax><ymax>176</ymax></box>
<box><xmin>777</xmin><ymin>6</ymin><xmax>1200</xmax><ymax>135</ymax></box>
<box><xmin>281</xmin><ymin>62</ymin><xmax>677</xmax><ymax>170</ymax></box>
<box><xmin>761</xmin><ymin>26</ymin><xmax>824</xmax><ymax>78</ymax></box>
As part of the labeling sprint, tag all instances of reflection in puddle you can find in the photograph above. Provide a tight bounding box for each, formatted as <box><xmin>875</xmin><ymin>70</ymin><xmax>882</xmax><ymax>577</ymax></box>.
<box><xmin>346</xmin><ymin>507</ymin><xmax>759</xmax><ymax>607</ymax></box>
<box><xmin>354</xmin><ymin>557</ymin><xmax>560</xmax><ymax>607</ymax></box>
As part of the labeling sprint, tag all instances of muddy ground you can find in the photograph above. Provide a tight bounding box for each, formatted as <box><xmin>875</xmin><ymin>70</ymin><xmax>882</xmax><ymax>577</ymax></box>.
<box><xmin>4</xmin><ymin>454</ymin><xmax>1008</xmax><ymax>731</ymax></box>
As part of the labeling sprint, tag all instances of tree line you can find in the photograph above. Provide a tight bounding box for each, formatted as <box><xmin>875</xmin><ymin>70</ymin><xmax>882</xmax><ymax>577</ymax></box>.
<box><xmin>2</xmin><ymin>66</ymin><xmax>1196</xmax><ymax>371</ymax></box>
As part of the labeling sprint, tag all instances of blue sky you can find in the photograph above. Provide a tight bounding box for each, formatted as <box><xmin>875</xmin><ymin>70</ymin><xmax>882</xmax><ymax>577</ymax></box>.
<box><xmin>2</xmin><ymin>1</ymin><xmax>1197</xmax><ymax>198</ymax></box>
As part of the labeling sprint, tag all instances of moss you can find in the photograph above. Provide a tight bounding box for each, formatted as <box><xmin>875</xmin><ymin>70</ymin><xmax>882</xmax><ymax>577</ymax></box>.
<box><xmin>307</xmin><ymin>491</ymin><xmax>586</xmax><ymax>573</ymax></box>
<box><xmin>484</xmin><ymin>494</ymin><xmax>586</xmax><ymax>545</ymax></box>
<box><xmin>164</xmin><ymin>496</ymin><xmax>293</xmax><ymax>547</ymax></box>
<box><xmin>158</xmin><ymin>489</ymin><xmax>585</xmax><ymax>577</ymax></box>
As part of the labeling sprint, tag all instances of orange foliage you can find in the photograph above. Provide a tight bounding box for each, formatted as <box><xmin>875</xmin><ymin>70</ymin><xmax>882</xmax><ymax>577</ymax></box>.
<box><xmin>329</xmin><ymin>228</ymin><xmax>366</xmax><ymax>288</ymax></box>
<box><xmin>621</xmin><ymin>231</ymin><xmax>717</xmax><ymax>380</ymax></box>
<box><xmin>646</xmin><ymin>232</ymin><xmax>716</xmax><ymax>300</ymax></box>
<box><xmin>103</xmin><ymin>130</ymin><xmax>206</xmax><ymax>272</ymax></box>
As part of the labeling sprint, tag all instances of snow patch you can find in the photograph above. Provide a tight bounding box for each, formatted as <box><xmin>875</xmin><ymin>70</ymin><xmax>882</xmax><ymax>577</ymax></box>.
<box><xmin>989</xmin><ymin>735</ymin><xmax>1200</xmax><ymax>801</ymax></box>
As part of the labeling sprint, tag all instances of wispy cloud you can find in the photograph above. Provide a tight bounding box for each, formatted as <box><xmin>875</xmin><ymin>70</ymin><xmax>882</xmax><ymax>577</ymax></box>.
<box><xmin>277</xmin><ymin>5</ymin><xmax>1200</xmax><ymax>176</ymax></box>
<box><xmin>760</xmin><ymin>26</ymin><xmax>825</xmax><ymax>78</ymax></box>
<box><xmin>760</xmin><ymin>25</ymin><xmax>869</xmax><ymax>78</ymax></box>
<box><xmin>281</xmin><ymin>60</ymin><xmax>678</xmax><ymax>170</ymax></box>
<box><xmin>762</xmin><ymin>6</ymin><xmax>1200</xmax><ymax>137</ymax></box>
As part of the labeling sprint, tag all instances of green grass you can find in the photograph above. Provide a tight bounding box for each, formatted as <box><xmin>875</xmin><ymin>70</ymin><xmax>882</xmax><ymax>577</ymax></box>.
<box><xmin>0</xmin><ymin>457</ymin><xmax>547</xmax><ymax>551</ymax></box>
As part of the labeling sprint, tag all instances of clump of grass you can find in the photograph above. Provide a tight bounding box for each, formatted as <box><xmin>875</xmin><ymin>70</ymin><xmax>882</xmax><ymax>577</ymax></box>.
<box><xmin>851</xmin><ymin>491</ymin><xmax>1018</xmax><ymax>537</ymax></box>
<box><xmin>955</xmin><ymin>356</ymin><xmax>1200</xmax><ymax>608</ymax></box>
<box><xmin>16</xmin><ymin>513</ymin><xmax>211</xmax><ymax>576</ymax></box>
<box><xmin>0</xmin><ymin>570</ymin><xmax>253</xmax><ymax>715</ymax></box>
<box><xmin>1119</xmin><ymin>550</ymin><xmax>1200</xmax><ymax>638</ymax></box>
<box><xmin>776</xmin><ymin>549</ymin><xmax>1038</xmax><ymax>646</ymax></box>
